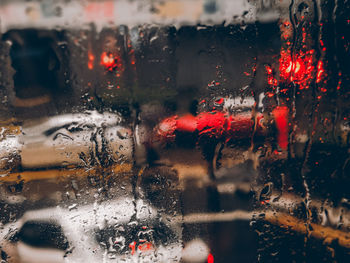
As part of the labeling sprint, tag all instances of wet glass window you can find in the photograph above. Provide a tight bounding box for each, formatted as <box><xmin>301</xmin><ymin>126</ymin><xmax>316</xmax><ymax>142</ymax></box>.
<box><xmin>17</xmin><ymin>221</ymin><xmax>69</xmax><ymax>251</ymax></box>
<box><xmin>0</xmin><ymin>0</ymin><xmax>349</xmax><ymax>262</ymax></box>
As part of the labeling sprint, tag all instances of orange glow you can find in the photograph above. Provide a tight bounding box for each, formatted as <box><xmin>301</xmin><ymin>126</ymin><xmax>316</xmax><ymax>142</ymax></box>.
<box><xmin>101</xmin><ymin>51</ymin><xmax>118</xmax><ymax>71</ymax></box>
<box><xmin>265</xmin><ymin>65</ymin><xmax>277</xmax><ymax>88</ymax></box>
<box><xmin>266</xmin><ymin>92</ymin><xmax>275</xmax><ymax>98</ymax></box>
<box><xmin>266</xmin><ymin>65</ymin><xmax>273</xmax><ymax>74</ymax></box>
<box><xmin>88</xmin><ymin>52</ymin><xmax>95</xmax><ymax>70</ymax></box>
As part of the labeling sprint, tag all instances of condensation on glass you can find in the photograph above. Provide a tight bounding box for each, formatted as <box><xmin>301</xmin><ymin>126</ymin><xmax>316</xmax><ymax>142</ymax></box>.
<box><xmin>0</xmin><ymin>0</ymin><xmax>349</xmax><ymax>262</ymax></box>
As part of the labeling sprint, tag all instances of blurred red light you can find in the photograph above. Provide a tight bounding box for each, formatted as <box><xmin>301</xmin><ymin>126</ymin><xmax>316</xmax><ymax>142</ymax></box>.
<box><xmin>316</xmin><ymin>60</ymin><xmax>325</xmax><ymax>83</ymax></box>
<box><xmin>101</xmin><ymin>51</ymin><xmax>118</xmax><ymax>71</ymax></box>
<box><xmin>295</xmin><ymin>61</ymin><xmax>301</xmax><ymax>73</ymax></box>
<box><xmin>208</xmin><ymin>253</ymin><xmax>214</xmax><ymax>263</ymax></box>
<box><xmin>88</xmin><ymin>52</ymin><xmax>95</xmax><ymax>70</ymax></box>
<box><xmin>129</xmin><ymin>241</ymin><xmax>136</xmax><ymax>255</ymax></box>
<box><xmin>156</xmin><ymin>108</ymin><xmax>289</xmax><ymax>150</ymax></box>
<box><xmin>138</xmin><ymin>242</ymin><xmax>153</xmax><ymax>252</ymax></box>
<box><xmin>272</xmin><ymin>106</ymin><xmax>289</xmax><ymax>150</ymax></box>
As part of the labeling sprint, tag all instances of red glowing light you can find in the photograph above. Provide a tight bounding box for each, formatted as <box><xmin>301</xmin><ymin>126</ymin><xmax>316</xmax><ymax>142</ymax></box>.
<box><xmin>275</xmin><ymin>22</ymin><xmax>330</xmax><ymax>91</ymax></box>
<box><xmin>316</xmin><ymin>60</ymin><xmax>325</xmax><ymax>83</ymax></box>
<box><xmin>197</xmin><ymin>111</ymin><xmax>227</xmax><ymax>138</ymax></box>
<box><xmin>129</xmin><ymin>241</ymin><xmax>136</xmax><ymax>255</ymax></box>
<box><xmin>278</xmin><ymin>48</ymin><xmax>317</xmax><ymax>89</ymax></box>
<box><xmin>261</xmin><ymin>200</ymin><xmax>270</xmax><ymax>205</ymax></box>
<box><xmin>337</xmin><ymin>79</ymin><xmax>342</xmax><ymax>90</ymax></box>
<box><xmin>215</xmin><ymin>98</ymin><xmax>225</xmax><ymax>105</ymax></box>
<box><xmin>138</xmin><ymin>242</ymin><xmax>153</xmax><ymax>252</ymax></box>
<box><xmin>88</xmin><ymin>52</ymin><xmax>95</xmax><ymax>70</ymax></box>
<box><xmin>101</xmin><ymin>51</ymin><xmax>118</xmax><ymax>71</ymax></box>
<box><xmin>265</xmin><ymin>65</ymin><xmax>277</xmax><ymax>87</ymax></box>
<box><xmin>266</xmin><ymin>92</ymin><xmax>275</xmax><ymax>98</ymax></box>
<box><xmin>272</xmin><ymin>106</ymin><xmax>289</xmax><ymax>150</ymax></box>
<box><xmin>176</xmin><ymin>114</ymin><xmax>197</xmax><ymax>133</ymax></box>
<box><xmin>207</xmin><ymin>253</ymin><xmax>214</xmax><ymax>263</ymax></box>
<box><xmin>265</xmin><ymin>65</ymin><xmax>273</xmax><ymax>74</ymax></box>
<box><xmin>156</xmin><ymin>108</ymin><xmax>289</xmax><ymax>150</ymax></box>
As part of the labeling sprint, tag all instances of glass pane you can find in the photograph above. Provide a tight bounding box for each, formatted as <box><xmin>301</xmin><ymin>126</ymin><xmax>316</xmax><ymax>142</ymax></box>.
<box><xmin>0</xmin><ymin>0</ymin><xmax>349</xmax><ymax>262</ymax></box>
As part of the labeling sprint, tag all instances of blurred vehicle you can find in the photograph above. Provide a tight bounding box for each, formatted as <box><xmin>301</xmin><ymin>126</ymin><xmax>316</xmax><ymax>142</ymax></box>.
<box><xmin>0</xmin><ymin>111</ymin><xmax>133</xmax><ymax>171</ymax></box>
<box><xmin>0</xmin><ymin>196</ymin><xmax>182</xmax><ymax>263</ymax></box>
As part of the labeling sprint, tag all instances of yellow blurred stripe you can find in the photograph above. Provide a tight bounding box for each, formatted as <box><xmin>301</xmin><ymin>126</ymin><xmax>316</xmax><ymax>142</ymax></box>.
<box><xmin>265</xmin><ymin>211</ymin><xmax>350</xmax><ymax>249</ymax></box>
<box><xmin>0</xmin><ymin>163</ymin><xmax>133</xmax><ymax>183</ymax></box>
